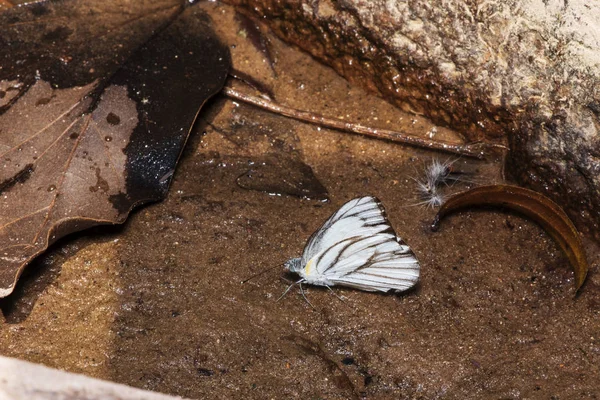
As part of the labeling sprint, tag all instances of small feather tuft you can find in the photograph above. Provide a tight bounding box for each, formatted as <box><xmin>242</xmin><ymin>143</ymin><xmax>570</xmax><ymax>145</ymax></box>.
<box><xmin>413</xmin><ymin>179</ymin><xmax>446</xmax><ymax>209</ymax></box>
<box><xmin>410</xmin><ymin>158</ymin><xmax>469</xmax><ymax>209</ymax></box>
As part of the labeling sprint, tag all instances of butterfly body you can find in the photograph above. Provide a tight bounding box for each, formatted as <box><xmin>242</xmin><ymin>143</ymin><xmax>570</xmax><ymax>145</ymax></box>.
<box><xmin>284</xmin><ymin>196</ymin><xmax>420</xmax><ymax>293</ymax></box>
<box><xmin>285</xmin><ymin>257</ymin><xmax>336</xmax><ymax>287</ymax></box>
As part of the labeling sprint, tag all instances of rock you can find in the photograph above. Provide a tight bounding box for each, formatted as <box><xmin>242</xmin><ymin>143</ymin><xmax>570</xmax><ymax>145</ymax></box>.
<box><xmin>0</xmin><ymin>355</ymin><xmax>188</xmax><ymax>400</ymax></box>
<box><xmin>223</xmin><ymin>0</ymin><xmax>600</xmax><ymax>237</ymax></box>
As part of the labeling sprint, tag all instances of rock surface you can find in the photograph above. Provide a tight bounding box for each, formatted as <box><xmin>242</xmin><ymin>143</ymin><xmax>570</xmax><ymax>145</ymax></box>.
<box><xmin>223</xmin><ymin>0</ymin><xmax>600</xmax><ymax>236</ymax></box>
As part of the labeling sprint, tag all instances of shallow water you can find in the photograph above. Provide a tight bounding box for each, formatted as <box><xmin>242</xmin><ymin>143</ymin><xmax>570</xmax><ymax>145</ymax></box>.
<box><xmin>1</xmin><ymin>2</ymin><xmax>599</xmax><ymax>399</ymax></box>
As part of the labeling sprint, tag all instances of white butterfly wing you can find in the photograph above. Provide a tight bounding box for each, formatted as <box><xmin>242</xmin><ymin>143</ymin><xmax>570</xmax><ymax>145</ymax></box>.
<box><xmin>324</xmin><ymin>234</ymin><xmax>419</xmax><ymax>292</ymax></box>
<box><xmin>301</xmin><ymin>197</ymin><xmax>390</xmax><ymax>267</ymax></box>
<box><xmin>301</xmin><ymin>196</ymin><xmax>420</xmax><ymax>292</ymax></box>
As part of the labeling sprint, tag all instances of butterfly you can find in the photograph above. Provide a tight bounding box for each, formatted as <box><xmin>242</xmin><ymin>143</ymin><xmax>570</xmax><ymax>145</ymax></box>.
<box><xmin>284</xmin><ymin>196</ymin><xmax>420</xmax><ymax>293</ymax></box>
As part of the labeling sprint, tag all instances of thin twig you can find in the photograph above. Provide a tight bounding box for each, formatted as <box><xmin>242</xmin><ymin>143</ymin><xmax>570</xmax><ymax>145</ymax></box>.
<box><xmin>223</xmin><ymin>86</ymin><xmax>504</xmax><ymax>159</ymax></box>
<box><xmin>229</xmin><ymin>69</ymin><xmax>275</xmax><ymax>100</ymax></box>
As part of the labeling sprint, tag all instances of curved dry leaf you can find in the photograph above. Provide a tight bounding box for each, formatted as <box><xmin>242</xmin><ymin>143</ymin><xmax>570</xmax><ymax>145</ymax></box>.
<box><xmin>431</xmin><ymin>184</ymin><xmax>588</xmax><ymax>292</ymax></box>
<box><xmin>0</xmin><ymin>2</ymin><xmax>230</xmax><ymax>297</ymax></box>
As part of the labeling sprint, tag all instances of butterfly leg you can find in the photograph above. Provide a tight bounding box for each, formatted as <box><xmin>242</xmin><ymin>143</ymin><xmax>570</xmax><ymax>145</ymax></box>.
<box><xmin>299</xmin><ymin>282</ymin><xmax>315</xmax><ymax>310</ymax></box>
<box><xmin>326</xmin><ymin>285</ymin><xmax>346</xmax><ymax>303</ymax></box>
<box><xmin>276</xmin><ymin>279</ymin><xmax>303</xmax><ymax>302</ymax></box>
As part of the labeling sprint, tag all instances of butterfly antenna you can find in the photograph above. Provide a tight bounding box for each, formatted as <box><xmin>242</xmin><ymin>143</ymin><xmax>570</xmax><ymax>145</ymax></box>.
<box><xmin>241</xmin><ymin>263</ymin><xmax>284</xmax><ymax>284</ymax></box>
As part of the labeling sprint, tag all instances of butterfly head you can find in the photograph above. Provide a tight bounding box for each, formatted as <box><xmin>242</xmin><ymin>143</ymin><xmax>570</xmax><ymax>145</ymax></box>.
<box><xmin>284</xmin><ymin>257</ymin><xmax>303</xmax><ymax>274</ymax></box>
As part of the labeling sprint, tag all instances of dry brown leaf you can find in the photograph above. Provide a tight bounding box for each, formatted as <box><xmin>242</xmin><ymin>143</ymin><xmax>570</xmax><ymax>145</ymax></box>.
<box><xmin>0</xmin><ymin>1</ymin><xmax>230</xmax><ymax>296</ymax></box>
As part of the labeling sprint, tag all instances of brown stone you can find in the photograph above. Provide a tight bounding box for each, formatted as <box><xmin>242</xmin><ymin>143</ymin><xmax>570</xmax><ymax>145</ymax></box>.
<box><xmin>0</xmin><ymin>356</ymin><xmax>188</xmax><ymax>400</ymax></box>
<box><xmin>223</xmin><ymin>0</ymin><xmax>600</xmax><ymax>237</ymax></box>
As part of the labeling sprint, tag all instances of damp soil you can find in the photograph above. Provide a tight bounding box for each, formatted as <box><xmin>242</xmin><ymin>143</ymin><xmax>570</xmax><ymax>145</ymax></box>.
<box><xmin>1</xmin><ymin>2</ymin><xmax>600</xmax><ymax>399</ymax></box>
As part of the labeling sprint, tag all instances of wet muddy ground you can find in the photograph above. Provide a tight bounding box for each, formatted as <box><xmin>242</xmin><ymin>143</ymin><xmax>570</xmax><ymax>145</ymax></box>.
<box><xmin>1</xmin><ymin>2</ymin><xmax>600</xmax><ymax>399</ymax></box>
